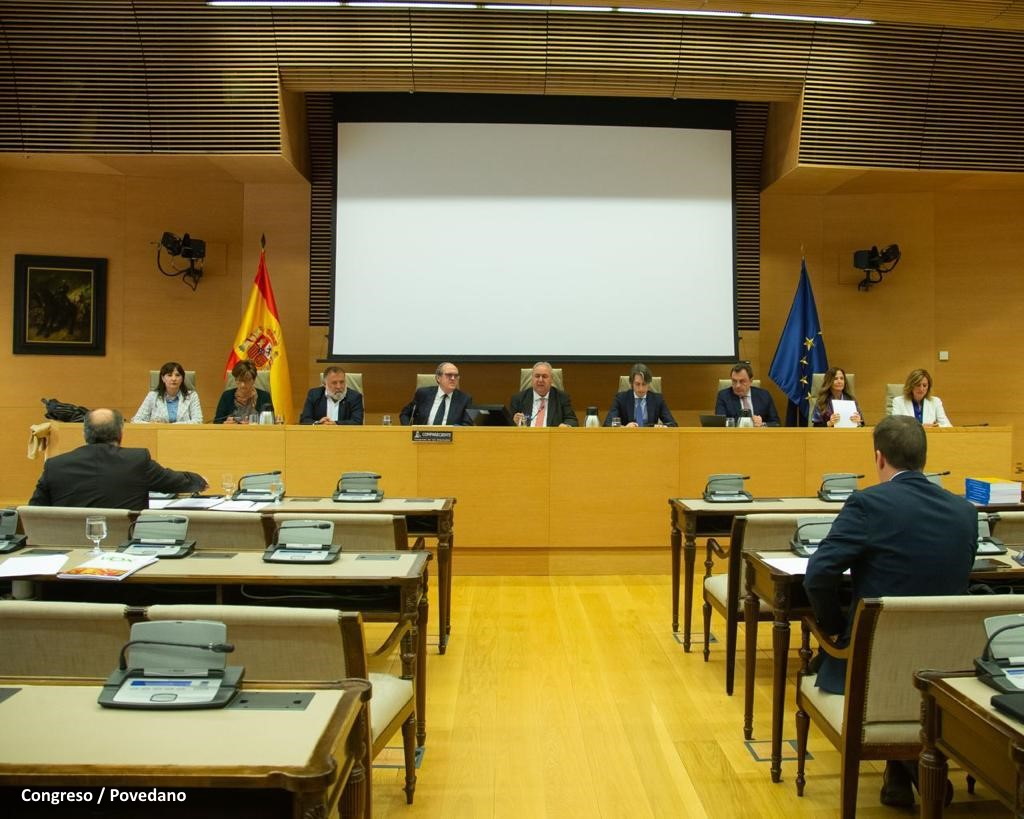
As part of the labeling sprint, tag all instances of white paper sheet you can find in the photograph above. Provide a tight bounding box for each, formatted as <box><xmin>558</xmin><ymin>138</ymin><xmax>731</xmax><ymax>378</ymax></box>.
<box><xmin>831</xmin><ymin>399</ymin><xmax>859</xmax><ymax>428</ymax></box>
<box><xmin>0</xmin><ymin>553</ymin><xmax>69</xmax><ymax>577</ymax></box>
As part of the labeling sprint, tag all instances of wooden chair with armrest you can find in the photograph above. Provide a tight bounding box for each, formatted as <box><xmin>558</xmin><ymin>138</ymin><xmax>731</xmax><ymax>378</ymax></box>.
<box><xmin>16</xmin><ymin>505</ymin><xmax>134</xmax><ymax>549</ymax></box>
<box><xmin>794</xmin><ymin>594</ymin><xmax>1024</xmax><ymax>818</ymax></box>
<box><xmin>702</xmin><ymin>514</ymin><xmax>809</xmax><ymax>695</ymax></box>
<box><xmin>142</xmin><ymin>604</ymin><xmax>416</xmax><ymax>805</ymax></box>
<box><xmin>0</xmin><ymin>600</ymin><xmax>131</xmax><ymax>680</ymax></box>
<box><xmin>991</xmin><ymin>511</ymin><xmax>1024</xmax><ymax>549</ymax></box>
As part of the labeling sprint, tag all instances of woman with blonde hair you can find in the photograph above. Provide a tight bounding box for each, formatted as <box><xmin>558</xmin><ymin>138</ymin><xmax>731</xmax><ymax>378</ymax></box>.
<box><xmin>890</xmin><ymin>368</ymin><xmax>952</xmax><ymax>427</ymax></box>
<box><xmin>811</xmin><ymin>366</ymin><xmax>863</xmax><ymax>427</ymax></box>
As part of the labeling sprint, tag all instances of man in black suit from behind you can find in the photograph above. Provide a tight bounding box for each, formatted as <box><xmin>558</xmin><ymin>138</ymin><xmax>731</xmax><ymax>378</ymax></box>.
<box><xmin>29</xmin><ymin>408</ymin><xmax>207</xmax><ymax>510</ymax></box>
<box><xmin>714</xmin><ymin>362</ymin><xmax>780</xmax><ymax>426</ymax></box>
<box><xmin>604</xmin><ymin>362</ymin><xmax>677</xmax><ymax>427</ymax></box>
<box><xmin>299</xmin><ymin>365</ymin><xmax>364</xmax><ymax>425</ymax></box>
<box><xmin>509</xmin><ymin>361</ymin><xmax>578</xmax><ymax>427</ymax></box>
<box><xmin>804</xmin><ymin>414</ymin><xmax>976</xmax><ymax>807</ymax></box>
<box><xmin>400</xmin><ymin>361</ymin><xmax>473</xmax><ymax>426</ymax></box>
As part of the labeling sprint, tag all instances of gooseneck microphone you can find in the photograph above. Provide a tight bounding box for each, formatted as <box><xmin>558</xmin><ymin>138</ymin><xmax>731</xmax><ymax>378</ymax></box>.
<box><xmin>819</xmin><ymin>473</ymin><xmax>865</xmax><ymax>491</ymax></box>
<box><xmin>981</xmin><ymin>621</ymin><xmax>1024</xmax><ymax>663</ymax></box>
<box><xmin>703</xmin><ymin>474</ymin><xmax>751</xmax><ymax>495</ymax></box>
<box><xmin>118</xmin><ymin>639</ymin><xmax>235</xmax><ymax>670</ymax></box>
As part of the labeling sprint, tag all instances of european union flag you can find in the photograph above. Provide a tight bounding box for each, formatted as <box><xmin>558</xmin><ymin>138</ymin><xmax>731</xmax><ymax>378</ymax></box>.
<box><xmin>768</xmin><ymin>260</ymin><xmax>828</xmax><ymax>426</ymax></box>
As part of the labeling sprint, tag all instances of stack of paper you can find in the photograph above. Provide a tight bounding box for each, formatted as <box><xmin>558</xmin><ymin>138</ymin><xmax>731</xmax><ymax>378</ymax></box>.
<box><xmin>965</xmin><ymin>477</ymin><xmax>1022</xmax><ymax>505</ymax></box>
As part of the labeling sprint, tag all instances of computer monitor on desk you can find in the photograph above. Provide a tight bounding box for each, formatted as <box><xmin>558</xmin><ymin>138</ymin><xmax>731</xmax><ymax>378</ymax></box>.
<box><xmin>469</xmin><ymin>405</ymin><xmax>514</xmax><ymax>426</ymax></box>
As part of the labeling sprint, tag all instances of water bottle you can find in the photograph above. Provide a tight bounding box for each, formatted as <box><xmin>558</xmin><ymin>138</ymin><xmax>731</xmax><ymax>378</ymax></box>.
<box><xmin>585</xmin><ymin>407</ymin><xmax>600</xmax><ymax>428</ymax></box>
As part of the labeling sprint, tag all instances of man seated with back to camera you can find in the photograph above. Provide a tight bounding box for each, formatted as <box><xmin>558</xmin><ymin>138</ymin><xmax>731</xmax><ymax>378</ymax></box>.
<box><xmin>714</xmin><ymin>362</ymin><xmax>780</xmax><ymax>427</ymax></box>
<box><xmin>300</xmin><ymin>365</ymin><xmax>364</xmax><ymax>425</ymax></box>
<box><xmin>400</xmin><ymin>362</ymin><xmax>473</xmax><ymax>426</ymax></box>
<box><xmin>604</xmin><ymin>363</ymin><xmax>677</xmax><ymax>427</ymax></box>
<box><xmin>803</xmin><ymin>414</ymin><xmax>977</xmax><ymax>808</ymax></box>
<box><xmin>509</xmin><ymin>361</ymin><xmax>578</xmax><ymax>427</ymax></box>
<box><xmin>29</xmin><ymin>408</ymin><xmax>208</xmax><ymax>509</ymax></box>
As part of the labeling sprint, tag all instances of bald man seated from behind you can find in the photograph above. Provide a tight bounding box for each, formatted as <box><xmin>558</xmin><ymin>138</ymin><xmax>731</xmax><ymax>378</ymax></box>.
<box><xmin>29</xmin><ymin>408</ymin><xmax>207</xmax><ymax>510</ymax></box>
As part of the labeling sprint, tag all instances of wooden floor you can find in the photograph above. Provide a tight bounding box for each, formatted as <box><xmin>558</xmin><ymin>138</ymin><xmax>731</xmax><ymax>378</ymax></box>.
<box><xmin>369</xmin><ymin>574</ymin><xmax>1012</xmax><ymax>818</ymax></box>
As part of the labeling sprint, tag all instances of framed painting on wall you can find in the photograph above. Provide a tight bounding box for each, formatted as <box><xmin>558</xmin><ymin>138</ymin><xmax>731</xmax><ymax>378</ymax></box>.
<box><xmin>13</xmin><ymin>254</ymin><xmax>107</xmax><ymax>356</ymax></box>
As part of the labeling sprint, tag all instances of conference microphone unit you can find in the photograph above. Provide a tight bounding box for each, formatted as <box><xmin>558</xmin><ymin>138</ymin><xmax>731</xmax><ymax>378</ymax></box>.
<box><xmin>817</xmin><ymin>473</ymin><xmax>864</xmax><ymax>503</ymax></box>
<box><xmin>118</xmin><ymin>639</ymin><xmax>235</xmax><ymax>671</ymax></box>
<box><xmin>703</xmin><ymin>474</ymin><xmax>752</xmax><ymax>503</ymax></box>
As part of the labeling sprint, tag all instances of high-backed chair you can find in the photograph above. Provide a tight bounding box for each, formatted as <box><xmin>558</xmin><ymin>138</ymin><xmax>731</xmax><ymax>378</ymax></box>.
<box><xmin>143</xmin><ymin>604</ymin><xmax>416</xmax><ymax>803</ymax></box>
<box><xmin>794</xmin><ymin>595</ymin><xmax>1024</xmax><ymax>817</ymax></box>
<box><xmin>183</xmin><ymin>510</ymin><xmax>269</xmax><ymax>551</ymax></box>
<box><xmin>717</xmin><ymin>378</ymin><xmax>761</xmax><ymax>392</ymax></box>
<box><xmin>415</xmin><ymin>373</ymin><xmax>435</xmax><ymax>389</ymax></box>
<box><xmin>519</xmin><ymin>368</ymin><xmax>564</xmax><ymax>392</ymax></box>
<box><xmin>0</xmin><ymin>600</ymin><xmax>131</xmax><ymax>679</ymax></box>
<box><xmin>885</xmin><ymin>383</ymin><xmax>904</xmax><ymax>416</ymax></box>
<box><xmin>617</xmin><ymin>375</ymin><xmax>662</xmax><ymax>393</ymax></box>
<box><xmin>702</xmin><ymin>513</ymin><xmax>819</xmax><ymax>694</ymax></box>
<box><xmin>270</xmin><ymin>513</ymin><xmax>408</xmax><ymax>552</ymax></box>
<box><xmin>225</xmin><ymin>369</ymin><xmax>272</xmax><ymax>395</ymax></box>
<box><xmin>345</xmin><ymin>372</ymin><xmax>364</xmax><ymax>395</ymax></box>
<box><xmin>148</xmin><ymin>369</ymin><xmax>197</xmax><ymax>392</ymax></box>
<box><xmin>991</xmin><ymin>511</ymin><xmax>1024</xmax><ymax>548</ymax></box>
<box><xmin>808</xmin><ymin>372</ymin><xmax>858</xmax><ymax>426</ymax></box>
<box><xmin>16</xmin><ymin>505</ymin><xmax>133</xmax><ymax>548</ymax></box>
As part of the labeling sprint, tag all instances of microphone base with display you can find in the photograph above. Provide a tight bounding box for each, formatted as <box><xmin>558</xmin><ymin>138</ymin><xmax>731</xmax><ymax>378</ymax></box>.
<box><xmin>0</xmin><ymin>534</ymin><xmax>27</xmax><ymax>554</ymax></box>
<box><xmin>98</xmin><ymin>666</ymin><xmax>244</xmax><ymax>710</ymax></box>
<box><xmin>818</xmin><ymin>489</ymin><xmax>853</xmax><ymax>503</ymax></box>
<box><xmin>702</xmin><ymin>490</ymin><xmax>753</xmax><ymax>504</ymax></box>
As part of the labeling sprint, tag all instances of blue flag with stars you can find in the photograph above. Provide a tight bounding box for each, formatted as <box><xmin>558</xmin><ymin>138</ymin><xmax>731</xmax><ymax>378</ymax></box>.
<box><xmin>768</xmin><ymin>260</ymin><xmax>828</xmax><ymax>426</ymax></box>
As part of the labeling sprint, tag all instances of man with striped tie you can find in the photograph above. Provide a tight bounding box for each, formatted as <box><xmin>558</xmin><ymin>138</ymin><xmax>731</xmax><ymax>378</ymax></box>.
<box><xmin>509</xmin><ymin>361</ymin><xmax>578</xmax><ymax>428</ymax></box>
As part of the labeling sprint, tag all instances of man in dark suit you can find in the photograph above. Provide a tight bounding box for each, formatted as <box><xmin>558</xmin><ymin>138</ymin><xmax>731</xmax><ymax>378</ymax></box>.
<box><xmin>804</xmin><ymin>414</ymin><xmax>976</xmax><ymax>806</ymax></box>
<box><xmin>509</xmin><ymin>361</ymin><xmax>578</xmax><ymax>427</ymax></box>
<box><xmin>714</xmin><ymin>362</ymin><xmax>780</xmax><ymax>426</ymax></box>
<box><xmin>299</xmin><ymin>365</ymin><xmax>364</xmax><ymax>425</ymax></box>
<box><xmin>604</xmin><ymin>363</ymin><xmax>677</xmax><ymax>427</ymax></box>
<box><xmin>29</xmin><ymin>408</ymin><xmax>207</xmax><ymax>509</ymax></box>
<box><xmin>400</xmin><ymin>362</ymin><xmax>473</xmax><ymax>426</ymax></box>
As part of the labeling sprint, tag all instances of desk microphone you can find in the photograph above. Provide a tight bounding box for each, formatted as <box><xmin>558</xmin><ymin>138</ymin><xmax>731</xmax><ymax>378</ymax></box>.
<box><xmin>817</xmin><ymin>473</ymin><xmax>864</xmax><ymax>502</ymax></box>
<box><xmin>274</xmin><ymin>521</ymin><xmax>331</xmax><ymax>540</ymax></box>
<box><xmin>819</xmin><ymin>473</ymin><xmax>864</xmax><ymax>490</ymax></box>
<box><xmin>975</xmin><ymin>618</ymin><xmax>1024</xmax><ymax>694</ymax></box>
<box><xmin>924</xmin><ymin>470</ymin><xmax>952</xmax><ymax>478</ymax></box>
<box><xmin>118</xmin><ymin>639</ymin><xmax>234</xmax><ymax>671</ymax></box>
<box><xmin>703</xmin><ymin>474</ymin><xmax>750</xmax><ymax>495</ymax></box>
<box><xmin>241</xmin><ymin>470</ymin><xmax>282</xmax><ymax>481</ymax></box>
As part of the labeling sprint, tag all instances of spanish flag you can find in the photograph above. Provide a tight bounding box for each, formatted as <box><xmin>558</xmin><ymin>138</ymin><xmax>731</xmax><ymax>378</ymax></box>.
<box><xmin>224</xmin><ymin>243</ymin><xmax>295</xmax><ymax>423</ymax></box>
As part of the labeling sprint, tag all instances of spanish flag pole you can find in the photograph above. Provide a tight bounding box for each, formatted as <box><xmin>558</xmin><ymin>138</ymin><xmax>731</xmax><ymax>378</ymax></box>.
<box><xmin>224</xmin><ymin>235</ymin><xmax>295</xmax><ymax>423</ymax></box>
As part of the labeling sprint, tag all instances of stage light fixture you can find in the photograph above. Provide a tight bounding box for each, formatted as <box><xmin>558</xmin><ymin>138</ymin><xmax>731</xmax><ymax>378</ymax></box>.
<box><xmin>157</xmin><ymin>232</ymin><xmax>206</xmax><ymax>291</ymax></box>
<box><xmin>854</xmin><ymin>243</ymin><xmax>900</xmax><ymax>291</ymax></box>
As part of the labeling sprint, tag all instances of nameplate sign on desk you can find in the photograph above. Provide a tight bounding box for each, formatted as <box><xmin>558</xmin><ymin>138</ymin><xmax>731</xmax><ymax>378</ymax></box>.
<box><xmin>411</xmin><ymin>430</ymin><xmax>453</xmax><ymax>444</ymax></box>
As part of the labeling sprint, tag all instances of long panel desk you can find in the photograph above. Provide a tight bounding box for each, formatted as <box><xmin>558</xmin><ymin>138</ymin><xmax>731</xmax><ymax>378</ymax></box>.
<box><xmin>742</xmin><ymin>552</ymin><xmax>1024</xmax><ymax>785</ymax></box>
<box><xmin>916</xmin><ymin>671</ymin><xmax>1024</xmax><ymax>818</ymax></box>
<box><xmin>9</xmin><ymin>549</ymin><xmax>430</xmax><ymax>749</ymax></box>
<box><xmin>44</xmin><ymin>423</ymin><xmax>1012</xmax><ymax>566</ymax></box>
<box><xmin>0</xmin><ymin>680</ymin><xmax>370</xmax><ymax>819</ymax></box>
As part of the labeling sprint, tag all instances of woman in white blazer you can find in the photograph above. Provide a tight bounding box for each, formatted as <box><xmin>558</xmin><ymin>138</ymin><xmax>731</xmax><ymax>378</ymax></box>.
<box><xmin>132</xmin><ymin>361</ymin><xmax>203</xmax><ymax>423</ymax></box>
<box><xmin>890</xmin><ymin>368</ymin><xmax>951</xmax><ymax>427</ymax></box>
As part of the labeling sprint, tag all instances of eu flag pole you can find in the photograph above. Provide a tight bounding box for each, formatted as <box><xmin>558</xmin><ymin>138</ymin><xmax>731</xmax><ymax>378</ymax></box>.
<box><xmin>768</xmin><ymin>260</ymin><xmax>828</xmax><ymax>426</ymax></box>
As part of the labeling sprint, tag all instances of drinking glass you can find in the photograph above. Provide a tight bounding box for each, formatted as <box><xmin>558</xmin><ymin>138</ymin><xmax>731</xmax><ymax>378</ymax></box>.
<box><xmin>221</xmin><ymin>473</ymin><xmax>235</xmax><ymax>497</ymax></box>
<box><xmin>85</xmin><ymin>515</ymin><xmax>108</xmax><ymax>557</ymax></box>
<box><xmin>269</xmin><ymin>477</ymin><xmax>284</xmax><ymax>498</ymax></box>
<box><xmin>382</xmin><ymin>415</ymin><xmax>392</xmax><ymax>426</ymax></box>
<box><xmin>725</xmin><ymin>418</ymin><xmax>736</xmax><ymax>427</ymax></box>
<box><xmin>610</xmin><ymin>417</ymin><xmax>622</xmax><ymax>428</ymax></box>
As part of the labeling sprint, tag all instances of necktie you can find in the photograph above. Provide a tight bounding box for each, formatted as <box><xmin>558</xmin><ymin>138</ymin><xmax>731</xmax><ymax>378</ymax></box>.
<box><xmin>741</xmin><ymin>395</ymin><xmax>752</xmax><ymax>414</ymax></box>
<box><xmin>635</xmin><ymin>397</ymin><xmax>646</xmax><ymax>427</ymax></box>
<box><xmin>433</xmin><ymin>394</ymin><xmax>448</xmax><ymax>425</ymax></box>
<box><xmin>534</xmin><ymin>396</ymin><xmax>547</xmax><ymax>427</ymax></box>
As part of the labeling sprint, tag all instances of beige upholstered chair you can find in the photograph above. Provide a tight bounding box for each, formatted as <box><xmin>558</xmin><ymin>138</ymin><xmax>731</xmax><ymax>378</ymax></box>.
<box><xmin>225</xmin><ymin>369</ymin><xmax>272</xmax><ymax>395</ymax></box>
<box><xmin>992</xmin><ymin>511</ymin><xmax>1024</xmax><ymax>548</ymax></box>
<box><xmin>143</xmin><ymin>604</ymin><xmax>417</xmax><ymax>803</ymax></box>
<box><xmin>702</xmin><ymin>514</ymin><xmax>821</xmax><ymax>694</ymax></box>
<box><xmin>270</xmin><ymin>513</ymin><xmax>408</xmax><ymax>552</ymax></box>
<box><xmin>519</xmin><ymin>367</ymin><xmax>564</xmax><ymax>392</ymax></box>
<box><xmin>0</xmin><ymin>600</ymin><xmax>131</xmax><ymax>679</ymax></box>
<box><xmin>885</xmin><ymin>383</ymin><xmax>904</xmax><ymax>416</ymax></box>
<box><xmin>345</xmin><ymin>372</ymin><xmax>364</xmax><ymax>395</ymax></box>
<box><xmin>416</xmin><ymin>373</ymin><xmax>435</xmax><ymax>389</ymax></box>
<box><xmin>617</xmin><ymin>374</ymin><xmax>662</xmax><ymax>393</ymax></box>
<box><xmin>16</xmin><ymin>505</ymin><xmax>133</xmax><ymax>548</ymax></box>
<box><xmin>183</xmin><ymin>510</ymin><xmax>269</xmax><ymax>551</ymax></box>
<box><xmin>148</xmin><ymin>369</ymin><xmax>197</xmax><ymax>392</ymax></box>
<box><xmin>716</xmin><ymin>378</ymin><xmax>761</xmax><ymax>391</ymax></box>
<box><xmin>808</xmin><ymin>372</ymin><xmax>858</xmax><ymax>426</ymax></box>
<box><xmin>794</xmin><ymin>595</ymin><xmax>1024</xmax><ymax>817</ymax></box>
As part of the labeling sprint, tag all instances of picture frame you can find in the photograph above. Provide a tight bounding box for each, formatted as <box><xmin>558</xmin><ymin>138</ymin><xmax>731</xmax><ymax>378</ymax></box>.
<box><xmin>13</xmin><ymin>254</ymin><xmax>107</xmax><ymax>356</ymax></box>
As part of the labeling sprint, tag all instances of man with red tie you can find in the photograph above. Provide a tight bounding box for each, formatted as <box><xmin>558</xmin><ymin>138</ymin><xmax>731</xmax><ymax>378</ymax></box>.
<box><xmin>714</xmin><ymin>362</ymin><xmax>780</xmax><ymax>427</ymax></box>
<box><xmin>509</xmin><ymin>361</ymin><xmax>578</xmax><ymax>428</ymax></box>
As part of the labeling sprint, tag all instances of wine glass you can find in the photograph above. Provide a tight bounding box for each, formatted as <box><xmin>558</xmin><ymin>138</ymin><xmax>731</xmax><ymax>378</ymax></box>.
<box><xmin>221</xmin><ymin>473</ymin><xmax>235</xmax><ymax>497</ymax></box>
<box><xmin>85</xmin><ymin>515</ymin><xmax>108</xmax><ymax>557</ymax></box>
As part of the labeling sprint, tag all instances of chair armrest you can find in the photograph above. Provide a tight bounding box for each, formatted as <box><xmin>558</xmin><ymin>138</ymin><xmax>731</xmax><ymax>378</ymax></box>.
<box><xmin>801</xmin><ymin>616</ymin><xmax>850</xmax><ymax>660</ymax></box>
<box><xmin>707</xmin><ymin>537</ymin><xmax>729</xmax><ymax>560</ymax></box>
<box><xmin>370</xmin><ymin>617</ymin><xmax>414</xmax><ymax>658</ymax></box>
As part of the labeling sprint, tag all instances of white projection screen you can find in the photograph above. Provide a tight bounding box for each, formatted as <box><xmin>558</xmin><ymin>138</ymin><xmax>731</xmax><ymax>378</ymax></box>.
<box><xmin>331</xmin><ymin>121</ymin><xmax>735</xmax><ymax>361</ymax></box>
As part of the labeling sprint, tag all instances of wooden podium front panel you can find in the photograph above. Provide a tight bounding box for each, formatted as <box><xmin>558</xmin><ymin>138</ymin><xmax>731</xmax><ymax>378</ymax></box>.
<box><xmin>155</xmin><ymin>425</ymin><xmax>287</xmax><ymax>482</ymax></box>
<box><xmin>285</xmin><ymin>425</ymin><xmax>418</xmax><ymax>497</ymax></box>
<box><xmin>416</xmin><ymin>427</ymin><xmax>550</xmax><ymax>547</ymax></box>
<box><xmin>677</xmin><ymin>428</ymin><xmax>808</xmax><ymax>498</ymax></box>
<box><xmin>549</xmin><ymin>428</ymin><xmax>679</xmax><ymax>548</ymax></box>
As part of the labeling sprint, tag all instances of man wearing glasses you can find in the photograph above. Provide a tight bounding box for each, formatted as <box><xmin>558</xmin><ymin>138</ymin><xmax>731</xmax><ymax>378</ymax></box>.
<box><xmin>400</xmin><ymin>362</ymin><xmax>474</xmax><ymax>426</ymax></box>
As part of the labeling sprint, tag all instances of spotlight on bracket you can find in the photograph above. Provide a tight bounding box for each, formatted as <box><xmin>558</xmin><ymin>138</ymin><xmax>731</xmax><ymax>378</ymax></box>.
<box><xmin>853</xmin><ymin>243</ymin><xmax>900</xmax><ymax>291</ymax></box>
<box><xmin>157</xmin><ymin>231</ymin><xmax>206</xmax><ymax>291</ymax></box>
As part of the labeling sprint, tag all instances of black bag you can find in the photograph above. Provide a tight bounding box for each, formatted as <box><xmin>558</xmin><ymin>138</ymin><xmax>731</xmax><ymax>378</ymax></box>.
<box><xmin>41</xmin><ymin>397</ymin><xmax>90</xmax><ymax>423</ymax></box>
